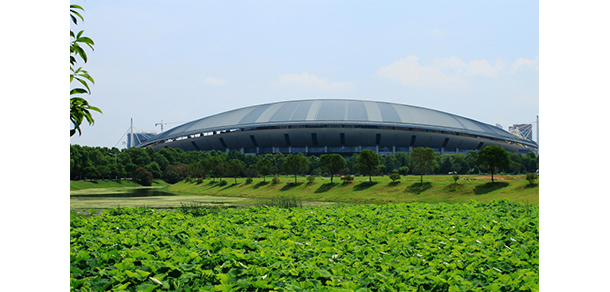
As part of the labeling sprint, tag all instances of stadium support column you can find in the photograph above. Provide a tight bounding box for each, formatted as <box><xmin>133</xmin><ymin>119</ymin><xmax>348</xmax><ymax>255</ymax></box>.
<box><xmin>393</xmin><ymin>146</ymin><xmax>395</xmax><ymax>155</ymax></box>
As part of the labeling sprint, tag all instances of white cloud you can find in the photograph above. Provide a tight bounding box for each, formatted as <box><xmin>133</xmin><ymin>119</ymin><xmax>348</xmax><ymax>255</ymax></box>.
<box><xmin>277</xmin><ymin>72</ymin><xmax>354</xmax><ymax>91</ymax></box>
<box><xmin>464</xmin><ymin>59</ymin><xmax>497</xmax><ymax>77</ymax></box>
<box><xmin>203</xmin><ymin>76</ymin><xmax>227</xmax><ymax>86</ymax></box>
<box><xmin>510</xmin><ymin>55</ymin><xmax>539</xmax><ymax>73</ymax></box>
<box><xmin>425</xmin><ymin>29</ymin><xmax>445</xmax><ymax>36</ymax></box>
<box><xmin>377</xmin><ymin>55</ymin><xmax>500</xmax><ymax>90</ymax></box>
<box><xmin>433</xmin><ymin>56</ymin><xmax>467</xmax><ymax>71</ymax></box>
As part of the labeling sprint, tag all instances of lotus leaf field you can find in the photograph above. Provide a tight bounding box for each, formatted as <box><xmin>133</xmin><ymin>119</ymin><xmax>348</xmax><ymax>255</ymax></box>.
<box><xmin>70</xmin><ymin>200</ymin><xmax>539</xmax><ymax>291</ymax></box>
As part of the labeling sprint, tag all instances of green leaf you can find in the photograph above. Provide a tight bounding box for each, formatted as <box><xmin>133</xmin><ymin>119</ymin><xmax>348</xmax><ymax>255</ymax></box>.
<box><xmin>70</xmin><ymin>88</ymin><xmax>88</xmax><ymax>95</ymax></box>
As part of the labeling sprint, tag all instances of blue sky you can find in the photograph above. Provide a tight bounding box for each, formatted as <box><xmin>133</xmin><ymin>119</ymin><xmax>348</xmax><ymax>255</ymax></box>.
<box><xmin>69</xmin><ymin>0</ymin><xmax>539</xmax><ymax>148</ymax></box>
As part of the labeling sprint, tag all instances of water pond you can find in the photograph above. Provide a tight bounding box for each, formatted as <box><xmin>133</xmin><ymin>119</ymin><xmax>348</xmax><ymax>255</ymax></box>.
<box><xmin>70</xmin><ymin>188</ymin><xmax>177</xmax><ymax>198</ymax></box>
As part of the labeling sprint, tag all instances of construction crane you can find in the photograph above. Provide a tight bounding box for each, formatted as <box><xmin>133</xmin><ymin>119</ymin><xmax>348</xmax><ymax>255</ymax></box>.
<box><xmin>155</xmin><ymin>120</ymin><xmax>186</xmax><ymax>132</ymax></box>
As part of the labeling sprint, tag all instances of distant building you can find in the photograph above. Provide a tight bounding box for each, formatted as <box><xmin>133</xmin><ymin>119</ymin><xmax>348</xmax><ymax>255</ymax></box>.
<box><xmin>127</xmin><ymin>132</ymin><xmax>157</xmax><ymax>147</ymax></box>
<box><xmin>508</xmin><ymin>124</ymin><xmax>533</xmax><ymax>140</ymax></box>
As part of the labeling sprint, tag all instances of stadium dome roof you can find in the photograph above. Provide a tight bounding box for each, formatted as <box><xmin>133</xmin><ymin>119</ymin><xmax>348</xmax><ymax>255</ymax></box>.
<box><xmin>141</xmin><ymin>99</ymin><xmax>535</xmax><ymax>148</ymax></box>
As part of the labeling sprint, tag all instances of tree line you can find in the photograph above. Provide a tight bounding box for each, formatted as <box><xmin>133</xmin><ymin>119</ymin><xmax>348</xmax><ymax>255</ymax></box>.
<box><xmin>70</xmin><ymin>144</ymin><xmax>539</xmax><ymax>185</ymax></box>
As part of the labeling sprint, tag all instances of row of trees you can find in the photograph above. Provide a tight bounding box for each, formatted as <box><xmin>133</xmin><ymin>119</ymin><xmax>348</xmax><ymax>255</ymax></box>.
<box><xmin>70</xmin><ymin>144</ymin><xmax>538</xmax><ymax>184</ymax></box>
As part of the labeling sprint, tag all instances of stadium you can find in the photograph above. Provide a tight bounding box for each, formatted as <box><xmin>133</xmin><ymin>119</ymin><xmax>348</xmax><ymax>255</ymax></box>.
<box><xmin>138</xmin><ymin>99</ymin><xmax>538</xmax><ymax>155</ymax></box>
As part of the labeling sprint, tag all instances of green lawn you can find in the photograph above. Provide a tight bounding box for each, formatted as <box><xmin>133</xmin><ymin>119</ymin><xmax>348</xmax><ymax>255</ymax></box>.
<box><xmin>166</xmin><ymin>174</ymin><xmax>539</xmax><ymax>206</ymax></box>
<box><xmin>70</xmin><ymin>179</ymin><xmax>168</xmax><ymax>190</ymax></box>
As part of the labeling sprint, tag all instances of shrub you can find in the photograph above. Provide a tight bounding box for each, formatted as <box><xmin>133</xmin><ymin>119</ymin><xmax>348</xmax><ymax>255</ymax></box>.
<box><xmin>133</xmin><ymin>167</ymin><xmax>153</xmax><ymax>186</ymax></box>
<box><xmin>307</xmin><ymin>176</ymin><xmax>315</xmax><ymax>184</ymax></box>
<box><xmin>219</xmin><ymin>180</ymin><xmax>228</xmax><ymax>186</ymax></box>
<box><xmin>197</xmin><ymin>177</ymin><xmax>203</xmax><ymax>184</ymax></box>
<box><xmin>245</xmin><ymin>177</ymin><xmax>253</xmax><ymax>184</ymax></box>
<box><xmin>453</xmin><ymin>175</ymin><xmax>460</xmax><ymax>183</ymax></box>
<box><xmin>163</xmin><ymin>164</ymin><xmax>187</xmax><ymax>184</ymax></box>
<box><xmin>271</xmin><ymin>177</ymin><xmax>281</xmax><ymax>185</ymax></box>
<box><xmin>184</xmin><ymin>176</ymin><xmax>192</xmax><ymax>183</ymax></box>
<box><xmin>341</xmin><ymin>175</ymin><xmax>354</xmax><ymax>185</ymax></box>
<box><xmin>389</xmin><ymin>173</ymin><xmax>401</xmax><ymax>183</ymax></box>
<box><xmin>525</xmin><ymin>173</ymin><xmax>538</xmax><ymax>185</ymax></box>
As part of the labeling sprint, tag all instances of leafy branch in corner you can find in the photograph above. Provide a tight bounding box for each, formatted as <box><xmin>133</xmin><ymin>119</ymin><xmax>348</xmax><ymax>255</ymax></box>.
<box><xmin>70</xmin><ymin>4</ymin><xmax>101</xmax><ymax>137</ymax></box>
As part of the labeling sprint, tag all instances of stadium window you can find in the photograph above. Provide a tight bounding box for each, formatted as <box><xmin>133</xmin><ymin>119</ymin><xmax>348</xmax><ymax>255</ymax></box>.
<box><xmin>250</xmin><ymin>135</ymin><xmax>258</xmax><ymax>147</ymax></box>
<box><xmin>191</xmin><ymin>141</ymin><xmax>201</xmax><ymax>150</ymax></box>
<box><xmin>311</xmin><ymin>133</ymin><xmax>318</xmax><ymax>145</ymax></box>
<box><xmin>376</xmin><ymin>134</ymin><xmax>381</xmax><ymax>145</ymax></box>
<box><xmin>476</xmin><ymin>142</ymin><xmax>484</xmax><ymax>150</ymax></box>
<box><xmin>284</xmin><ymin>134</ymin><xmax>291</xmax><ymax>146</ymax></box>
<box><xmin>442</xmin><ymin>138</ymin><xmax>450</xmax><ymax>148</ymax></box>
<box><xmin>340</xmin><ymin>133</ymin><xmax>345</xmax><ymax>145</ymax></box>
<box><xmin>410</xmin><ymin>135</ymin><xmax>417</xmax><ymax>146</ymax></box>
<box><xmin>219</xmin><ymin>138</ymin><xmax>228</xmax><ymax>148</ymax></box>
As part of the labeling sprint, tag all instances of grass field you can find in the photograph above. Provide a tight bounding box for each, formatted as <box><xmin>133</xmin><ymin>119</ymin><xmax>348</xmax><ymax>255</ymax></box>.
<box><xmin>70</xmin><ymin>174</ymin><xmax>538</xmax><ymax>212</ymax></box>
<box><xmin>69</xmin><ymin>179</ymin><xmax>168</xmax><ymax>190</ymax></box>
<box><xmin>166</xmin><ymin>174</ymin><xmax>538</xmax><ymax>206</ymax></box>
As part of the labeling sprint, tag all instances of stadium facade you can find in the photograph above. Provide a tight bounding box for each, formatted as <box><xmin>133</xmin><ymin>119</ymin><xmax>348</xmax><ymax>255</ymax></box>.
<box><xmin>138</xmin><ymin>99</ymin><xmax>538</xmax><ymax>155</ymax></box>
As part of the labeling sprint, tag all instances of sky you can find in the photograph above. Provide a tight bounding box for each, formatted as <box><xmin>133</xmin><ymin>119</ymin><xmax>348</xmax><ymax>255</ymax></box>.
<box><xmin>69</xmin><ymin>0</ymin><xmax>539</xmax><ymax>148</ymax></box>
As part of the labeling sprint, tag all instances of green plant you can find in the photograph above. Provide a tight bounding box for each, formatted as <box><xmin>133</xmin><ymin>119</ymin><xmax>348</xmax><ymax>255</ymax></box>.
<box><xmin>355</xmin><ymin>149</ymin><xmax>380</xmax><ymax>182</ymax></box>
<box><xmin>245</xmin><ymin>177</ymin><xmax>253</xmax><ymax>184</ymax></box>
<box><xmin>219</xmin><ymin>180</ymin><xmax>228</xmax><ymax>186</ymax></box>
<box><xmin>70</xmin><ymin>4</ymin><xmax>101</xmax><ymax>137</ymax></box>
<box><xmin>410</xmin><ymin>147</ymin><xmax>437</xmax><ymax>184</ymax></box>
<box><xmin>453</xmin><ymin>174</ymin><xmax>460</xmax><ymax>183</ymax></box>
<box><xmin>133</xmin><ymin>167</ymin><xmax>153</xmax><ymax>186</ymax></box>
<box><xmin>476</xmin><ymin>145</ymin><xmax>510</xmax><ymax>183</ymax></box>
<box><xmin>389</xmin><ymin>173</ymin><xmax>401</xmax><ymax>183</ymax></box>
<box><xmin>319</xmin><ymin>154</ymin><xmax>346</xmax><ymax>183</ymax></box>
<box><xmin>271</xmin><ymin>177</ymin><xmax>281</xmax><ymax>185</ymax></box>
<box><xmin>196</xmin><ymin>177</ymin><xmax>203</xmax><ymax>184</ymax></box>
<box><xmin>525</xmin><ymin>173</ymin><xmax>538</xmax><ymax>185</ymax></box>
<box><xmin>306</xmin><ymin>176</ymin><xmax>315</xmax><ymax>184</ymax></box>
<box><xmin>341</xmin><ymin>174</ymin><xmax>354</xmax><ymax>185</ymax></box>
<box><xmin>71</xmin><ymin>201</ymin><xmax>539</xmax><ymax>291</ymax></box>
<box><xmin>254</xmin><ymin>196</ymin><xmax>303</xmax><ymax>209</ymax></box>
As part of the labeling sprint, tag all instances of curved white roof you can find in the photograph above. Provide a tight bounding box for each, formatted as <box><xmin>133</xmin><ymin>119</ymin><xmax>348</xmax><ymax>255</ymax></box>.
<box><xmin>142</xmin><ymin>99</ymin><xmax>533</xmax><ymax>146</ymax></box>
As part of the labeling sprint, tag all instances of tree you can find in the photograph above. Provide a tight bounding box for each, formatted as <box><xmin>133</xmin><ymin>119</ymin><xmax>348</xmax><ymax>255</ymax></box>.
<box><xmin>226</xmin><ymin>159</ymin><xmax>246</xmax><ymax>184</ymax></box>
<box><xmin>207</xmin><ymin>156</ymin><xmax>225</xmax><ymax>181</ymax></box>
<box><xmin>476</xmin><ymin>145</ymin><xmax>510</xmax><ymax>183</ymax></box>
<box><xmin>163</xmin><ymin>164</ymin><xmax>187</xmax><ymax>184</ymax></box>
<box><xmin>355</xmin><ymin>149</ymin><xmax>380</xmax><ymax>182</ymax></box>
<box><xmin>389</xmin><ymin>173</ymin><xmax>401</xmax><ymax>183</ymax></box>
<box><xmin>525</xmin><ymin>173</ymin><xmax>538</xmax><ymax>186</ymax></box>
<box><xmin>133</xmin><ymin>167</ymin><xmax>153</xmax><ymax>186</ymax></box>
<box><xmin>70</xmin><ymin>4</ymin><xmax>101</xmax><ymax>136</ymax></box>
<box><xmin>284</xmin><ymin>155</ymin><xmax>309</xmax><ymax>183</ymax></box>
<box><xmin>256</xmin><ymin>157</ymin><xmax>276</xmax><ymax>182</ymax></box>
<box><xmin>398</xmin><ymin>166</ymin><xmax>409</xmax><ymax>175</ymax></box>
<box><xmin>319</xmin><ymin>154</ymin><xmax>346</xmax><ymax>183</ymax></box>
<box><xmin>145</xmin><ymin>162</ymin><xmax>163</xmax><ymax>179</ymax></box>
<box><xmin>383</xmin><ymin>154</ymin><xmax>398</xmax><ymax>173</ymax></box>
<box><xmin>410</xmin><ymin>147</ymin><xmax>437</xmax><ymax>184</ymax></box>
